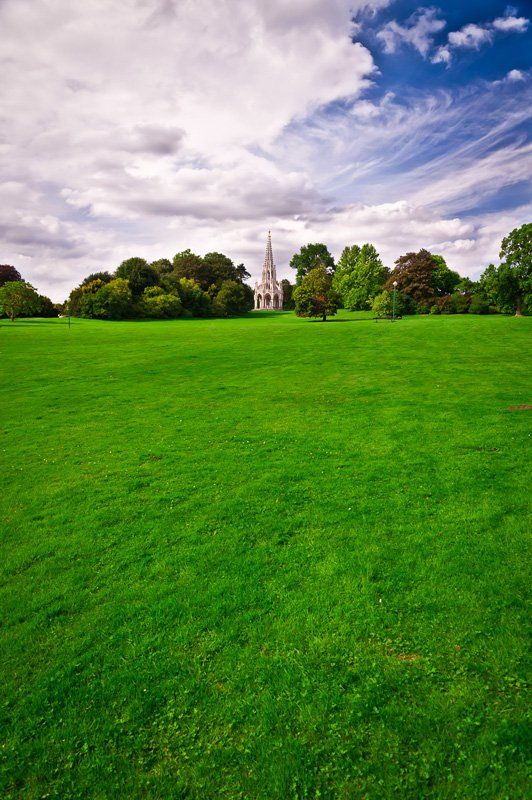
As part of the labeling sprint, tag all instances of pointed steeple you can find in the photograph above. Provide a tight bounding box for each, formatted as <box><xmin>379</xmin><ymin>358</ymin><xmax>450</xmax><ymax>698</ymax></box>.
<box><xmin>261</xmin><ymin>230</ymin><xmax>277</xmax><ymax>290</ymax></box>
<box><xmin>254</xmin><ymin>230</ymin><xmax>283</xmax><ymax>310</ymax></box>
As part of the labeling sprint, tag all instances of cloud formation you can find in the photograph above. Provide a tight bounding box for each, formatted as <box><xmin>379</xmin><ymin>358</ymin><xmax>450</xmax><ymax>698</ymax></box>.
<box><xmin>432</xmin><ymin>7</ymin><xmax>529</xmax><ymax>65</ymax></box>
<box><xmin>376</xmin><ymin>7</ymin><xmax>446</xmax><ymax>56</ymax></box>
<box><xmin>0</xmin><ymin>0</ymin><xmax>530</xmax><ymax>300</ymax></box>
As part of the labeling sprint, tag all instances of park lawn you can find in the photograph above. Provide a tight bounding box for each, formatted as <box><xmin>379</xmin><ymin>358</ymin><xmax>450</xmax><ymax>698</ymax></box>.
<box><xmin>0</xmin><ymin>311</ymin><xmax>530</xmax><ymax>799</ymax></box>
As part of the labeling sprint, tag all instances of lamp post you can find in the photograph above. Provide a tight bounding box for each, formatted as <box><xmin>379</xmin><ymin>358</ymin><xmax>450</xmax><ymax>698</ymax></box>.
<box><xmin>392</xmin><ymin>280</ymin><xmax>398</xmax><ymax>321</ymax></box>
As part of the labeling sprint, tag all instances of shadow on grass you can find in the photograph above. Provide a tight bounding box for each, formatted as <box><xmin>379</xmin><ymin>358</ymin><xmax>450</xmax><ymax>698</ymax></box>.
<box><xmin>0</xmin><ymin>320</ymin><xmax>72</xmax><ymax>326</ymax></box>
<box><xmin>308</xmin><ymin>317</ymin><xmax>374</xmax><ymax>323</ymax></box>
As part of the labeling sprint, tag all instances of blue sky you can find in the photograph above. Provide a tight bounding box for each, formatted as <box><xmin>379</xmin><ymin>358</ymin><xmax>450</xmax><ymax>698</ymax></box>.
<box><xmin>0</xmin><ymin>0</ymin><xmax>530</xmax><ymax>300</ymax></box>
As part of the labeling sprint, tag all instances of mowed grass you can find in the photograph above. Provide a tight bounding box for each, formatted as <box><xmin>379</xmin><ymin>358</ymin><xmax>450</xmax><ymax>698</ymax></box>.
<box><xmin>1</xmin><ymin>311</ymin><xmax>530</xmax><ymax>799</ymax></box>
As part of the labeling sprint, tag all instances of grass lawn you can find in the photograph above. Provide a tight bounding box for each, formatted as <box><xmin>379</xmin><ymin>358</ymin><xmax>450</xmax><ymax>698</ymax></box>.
<box><xmin>1</xmin><ymin>311</ymin><xmax>530</xmax><ymax>799</ymax></box>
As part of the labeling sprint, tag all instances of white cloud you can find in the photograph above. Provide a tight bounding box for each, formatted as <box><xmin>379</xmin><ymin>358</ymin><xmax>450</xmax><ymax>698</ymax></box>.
<box><xmin>492</xmin><ymin>14</ymin><xmax>529</xmax><ymax>32</ymax></box>
<box><xmin>447</xmin><ymin>23</ymin><xmax>493</xmax><ymax>49</ymax></box>
<box><xmin>506</xmin><ymin>69</ymin><xmax>525</xmax><ymax>81</ymax></box>
<box><xmin>0</xmin><ymin>0</ymin><xmax>529</xmax><ymax>301</ymax></box>
<box><xmin>432</xmin><ymin>9</ymin><xmax>529</xmax><ymax>65</ymax></box>
<box><xmin>431</xmin><ymin>45</ymin><xmax>451</xmax><ymax>65</ymax></box>
<box><xmin>377</xmin><ymin>7</ymin><xmax>446</xmax><ymax>56</ymax></box>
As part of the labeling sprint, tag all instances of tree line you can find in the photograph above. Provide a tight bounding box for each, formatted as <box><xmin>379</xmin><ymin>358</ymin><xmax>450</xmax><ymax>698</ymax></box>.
<box><xmin>288</xmin><ymin>223</ymin><xmax>531</xmax><ymax>321</ymax></box>
<box><xmin>66</xmin><ymin>252</ymin><xmax>254</xmax><ymax>320</ymax></box>
<box><xmin>0</xmin><ymin>223</ymin><xmax>529</xmax><ymax>321</ymax></box>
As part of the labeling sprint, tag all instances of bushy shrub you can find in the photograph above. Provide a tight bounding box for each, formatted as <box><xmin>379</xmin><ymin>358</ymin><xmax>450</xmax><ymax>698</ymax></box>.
<box><xmin>213</xmin><ymin>281</ymin><xmax>254</xmax><ymax>316</ymax></box>
<box><xmin>141</xmin><ymin>286</ymin><xmax>182</xmax><ymax>318</ymax></box>
<box><xmin>178</xmin><ymin>278</ymin><xmax>212</xmax><ymax>317</ymax></box>
<box><xmin>436</xmin><ymin>295</ymin><xmax>454</xmax><ymax>314</ymax></box>
<box><xmin>371</xmin><ymin>290</ymin><xmax>392</xmax><ymax>317</ymax></box>
<box><xmin>451</xmin><ymin>292</ymin><xmax>470</xmax><ymax>313</ymax></box>
<box><xmin>469</xmin><ymin>295</ymin><xmax>490</xmax><ymax>314</ymax></box>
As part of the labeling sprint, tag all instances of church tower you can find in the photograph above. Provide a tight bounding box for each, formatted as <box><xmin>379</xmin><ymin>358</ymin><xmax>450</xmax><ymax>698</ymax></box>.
<box><xmin>254</xmin><ymin>231</ymin><xmax>283</xmax><ymax>310</ymax></box>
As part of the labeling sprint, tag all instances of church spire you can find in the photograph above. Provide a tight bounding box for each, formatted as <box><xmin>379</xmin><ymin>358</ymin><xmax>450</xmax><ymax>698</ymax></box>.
<box><xmin>261</xmin><ymin>230</ymin><xmax>276</xmax><ymax>289</ymax></box>
<box><xmin>254</xmin><ymin>230</ymin><xmax>283</xmax><ymax>310</ymax></box>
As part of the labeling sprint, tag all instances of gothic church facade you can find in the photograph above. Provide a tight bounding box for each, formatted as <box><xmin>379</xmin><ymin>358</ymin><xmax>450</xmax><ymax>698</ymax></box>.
<box><xmin>254</xmin><ymin>231</ymin><xmax>283</xmax><ymax>310</ymax></box>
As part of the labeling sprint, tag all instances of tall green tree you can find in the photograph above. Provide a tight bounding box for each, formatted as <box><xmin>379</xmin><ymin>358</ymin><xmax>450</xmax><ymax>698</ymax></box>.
<box><xmin>498</xmin><ymin>223</ymin><xmax>531</xmax><ymax>316</ymax></box>
<box><xmin>293</xmin><ymin>265</ymin><xmax>341</xmax><ymax>321</ymax></box>
<box><xmin>290</xmin><ymin>243</ymin><xmax>335</xmax><ymax>284</ymax></box>
<box><xmin>333</xmin><ymin>243</ymin><xmax>388</xmax><ymax>310</ymax></box>
<box><xmin>0</xmin><ymin>281</ymin><xmax>40</xmax><ymax>321</ymax></box>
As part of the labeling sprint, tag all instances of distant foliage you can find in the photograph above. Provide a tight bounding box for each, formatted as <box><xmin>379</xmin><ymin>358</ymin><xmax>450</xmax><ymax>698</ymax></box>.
<box><xmin>281</xmin><ymin>279</ymin><xmax>295</xmax><ymax>310</ymax></box>
<box><xmin>66</xmin><ymin>249</ymin><xmax>253</xmax><ymax>320</ymax></box>
<box><xmin>469</xmin><ymin>294</ymin><xmax>490</xmax><ymax>314</ymax></box>
<box><xmin>479</xmin><ymin>224</ymin><xmax>531</xmax><ymax>316</ymax></box>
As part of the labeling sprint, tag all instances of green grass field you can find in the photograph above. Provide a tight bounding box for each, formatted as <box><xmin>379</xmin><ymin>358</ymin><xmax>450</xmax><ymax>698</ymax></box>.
<box><xmin>1</xmin><ymin>311</ymin><xmax>530</xmax><ymax>799</ymax></box>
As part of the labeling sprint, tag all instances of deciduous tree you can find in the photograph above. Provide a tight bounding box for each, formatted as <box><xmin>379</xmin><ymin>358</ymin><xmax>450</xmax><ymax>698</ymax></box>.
<box><xmin>213</xmin><ymin>281</ymin><xmax>254</xmax><ymax>316</ymax></box>
<box><xmin>115</xmin><ymin>257</ymin><xmax>158</xmax><ymax>298</ymax></box>
<box><xmin>293</xmin><ymin>265</ymin><xmax>341</xmax><ymax>321</ymax></box>
<box><xmin>0</xmin><ymin>265</ymin><xmax>22</xmax><ymax>287</ymax></box>
<box><xmin>498</xmin><ymin>223</ymin><xmax>531</xmax><ymax>316</ymax></box>
<box><xmin>385</xmin><ymin>249</ymin><xmax>436</xmax><ymax>308</ymax></box>
<box><xmin>0</xmin><ymin>281</ymin><xmax>40</xmax><ymax>321</ymax></box>
<box><xmin>290</xmin><ymin>243</ymin><xmax>335</xmax><ymax>284</ymax></box>
<box><xmin>333</xmin><ymin>243</ymin><xmax>388</xmax><ymax>310</ymax></box>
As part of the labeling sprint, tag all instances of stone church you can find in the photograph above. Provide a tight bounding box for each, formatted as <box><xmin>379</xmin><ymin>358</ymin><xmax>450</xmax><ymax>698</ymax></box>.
<box><xmin>254</xmin><ymin>231</ymin><xmax>283</xmax><ymax>310</ymax></box>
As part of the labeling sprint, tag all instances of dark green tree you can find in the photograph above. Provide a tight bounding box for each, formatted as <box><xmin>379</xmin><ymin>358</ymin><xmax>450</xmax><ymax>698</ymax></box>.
<box><xmin>0</xmin><ymin>265</ymin><xmax>22</xmax><ymax>287</ymax></box>
<box><xmin>0</xmin><ymin>281</ymin><xmax>40</xmax><ymax>321</ymax></box>
<box><xmin>293</xmin><ymin>265</ymin><xmax>341</xmax><ymax>321</ymax></box>
<box><xmin>81</xmin><ymin>271</ymin><xmax>112</xmax><ymax>286</ymax></box>
<box><xmin>177</xmin><ymin>278</ymin><xmax>212</xmax><ymax>317</ymax></box>
<box><xmin>36</xmin><ymin>295</ymin><xmax>58</xmax><ymax>318</ymax></box>
<box><xmin>115</xmin><ymin>257</ymin><xmax>158</xmax><ymax>298</ymax></box>
<box><xmin>213</xmin><ymin>281</ymin><xmax>254</xmax><ymax>316</ymax></box>
<box><xmin>431</xmin><ymin>255</ymin><xmax>461</xmax><ymax>296</ymax></box>
<box><xmin>150</xmin><ymin>258</ymin><xmax>173</xmax><ymax>275</ymax></box>
<box><xmin>290</xmin><ymin>243</ymin><xmax>335</xmax><ymax>284</ymax></box>
<box><xmin>281</xmin><ymin>278</ymin><xmax>295</xmax><ymax>310</ymax></box>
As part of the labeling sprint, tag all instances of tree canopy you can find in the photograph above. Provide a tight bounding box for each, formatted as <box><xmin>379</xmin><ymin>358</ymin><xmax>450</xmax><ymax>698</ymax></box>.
<box><xmin>290</xmin><ymin>243</ymin><xmax>335</xmax><ymax>284</ymax></box>
<box><xmin>0</xmin><ymin>281</ymin><xmax>40</xmax><ymax>321</ymax></box>
<box><xmin>0</xmin><ymin>265</ymin><xmax>22</xmax><ymax>287</ymax></box>
<box><xmin>293</xmin><ymin>265</ymin><xmax>341</xmax><ymax>321</ymax></box>
<box><xmin>333</xmin><ymin>243</ymin><xmax>388</xmax><ymax>310</ymax></box>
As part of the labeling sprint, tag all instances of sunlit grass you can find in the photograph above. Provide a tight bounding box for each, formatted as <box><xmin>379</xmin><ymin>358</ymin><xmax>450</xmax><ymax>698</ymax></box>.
<box><xmin>1</xmin><ymin>311</ymin><xmax>530</xmax><ymax>799</ymax></box>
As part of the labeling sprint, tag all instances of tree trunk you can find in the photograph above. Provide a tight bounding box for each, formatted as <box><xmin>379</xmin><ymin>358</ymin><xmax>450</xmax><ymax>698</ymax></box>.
<box><xmin>10</xmin><ymin>311</ymin><xmax>14</xmax><ymax>322</ymax></box>
<box><xmin>515</xmin><ymin>295</ymin><xmax>523</xmax><ymax>317</ymax></box>
<box><xmin>322</xmin><ymin>313</ymin><xmax>326</xmax><ymax>322</ymax></box>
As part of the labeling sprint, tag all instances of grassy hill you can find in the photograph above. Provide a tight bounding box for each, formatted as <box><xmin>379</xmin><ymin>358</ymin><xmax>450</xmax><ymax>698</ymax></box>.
<box><xmin>1</xmin><ymin>311</ymin><xmax>530</xmax><ymax>799</ymax></box>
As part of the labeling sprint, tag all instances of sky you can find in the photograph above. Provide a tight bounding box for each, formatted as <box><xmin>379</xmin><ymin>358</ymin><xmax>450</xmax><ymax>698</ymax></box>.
<box><xmin>1</xmin><ymin>0</ymin><xmax>531</xmax><ymax>301</ymax></box>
